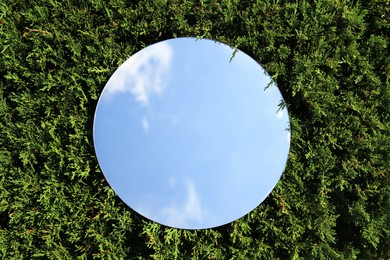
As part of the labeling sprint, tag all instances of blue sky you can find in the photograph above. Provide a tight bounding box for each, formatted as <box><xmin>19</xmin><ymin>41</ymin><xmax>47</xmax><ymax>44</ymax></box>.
<box><xmin>93</xmin><ymin>37</ymin><xmax>290</xmax><ymax>229</ymax></box>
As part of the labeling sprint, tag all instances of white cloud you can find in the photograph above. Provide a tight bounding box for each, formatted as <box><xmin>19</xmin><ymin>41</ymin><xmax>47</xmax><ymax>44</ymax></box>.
<box><xmin>287</xmin><ymin>131</ymin><xmax>291</xmax><ymax>143</ymax></box>
<box><xmin>141</xmin><ymin>117</ymin><xmax>149</xmax><ymax>133</ymax></box>
<box><xmin>104</xmin><ymin>42</ymin><xmax>173</xmax><ymax>106</ymax></box>
<box><xmin>159</xmin><ymin>179</ymin><xmax>203</xmax><ymax>228</ymax></box>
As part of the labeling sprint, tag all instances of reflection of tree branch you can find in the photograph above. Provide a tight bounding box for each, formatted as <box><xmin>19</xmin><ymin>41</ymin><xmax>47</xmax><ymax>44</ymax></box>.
<box><xmin>277</xmin><ymin>99</ymin><xmax>287</xmax><ymax>112</ymax></box>
<box><xmin>264</xmin><ymin>77</ymin><xmax>277</xmax><ymax>90</ymax></box>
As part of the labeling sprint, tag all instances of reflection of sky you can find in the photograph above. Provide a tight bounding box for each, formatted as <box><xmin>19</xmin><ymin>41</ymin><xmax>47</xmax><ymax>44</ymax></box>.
<box><xmin>93</xmin><ymin>37</ymin><xmax>290</xmax><ymax>229</ymax></box>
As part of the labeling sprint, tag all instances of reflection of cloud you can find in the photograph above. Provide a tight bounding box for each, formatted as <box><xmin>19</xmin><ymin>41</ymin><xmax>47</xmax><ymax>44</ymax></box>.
<box><xmin>287</xmin><ymin>131</ymin><xmax>291</xmax><ymax>143</ymax></box>
<box><xmin>141</xmin><ymin>117</ymin><xmax>149</xmax><ymax>133</ymax></box>
<box><xmin>160</xmin><ymin>180</ymin><xmax>203</xmax><ymax>227</ymax></box>
<box><xmin>104</xmin><ymin>42</ymin><xmax>173</xmax><ymax>106</ymax></box>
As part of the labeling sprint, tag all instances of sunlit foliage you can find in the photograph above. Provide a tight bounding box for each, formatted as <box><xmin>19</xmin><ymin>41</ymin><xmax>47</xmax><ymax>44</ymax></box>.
<box><xmin>1</xmin><ymin>0</ymin><xmax>389</xmax><ymax>258</ymax></box>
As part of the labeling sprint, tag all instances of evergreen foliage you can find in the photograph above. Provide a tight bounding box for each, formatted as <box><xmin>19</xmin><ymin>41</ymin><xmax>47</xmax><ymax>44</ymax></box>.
<box><xmin>1</xmin><ymin>0</ymin><xmax>389</xmax><ymax>258</ymax></box>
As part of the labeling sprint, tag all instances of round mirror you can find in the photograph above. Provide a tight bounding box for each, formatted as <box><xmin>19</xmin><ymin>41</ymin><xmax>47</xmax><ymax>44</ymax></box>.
<box><xmin>93</xmin><ymin>37</ymin><xmax>290</xmax><ymax>229</ymax></box>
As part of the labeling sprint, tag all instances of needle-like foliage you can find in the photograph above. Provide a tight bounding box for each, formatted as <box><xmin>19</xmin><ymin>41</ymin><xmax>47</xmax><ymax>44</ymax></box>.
<box><xmin>0</xmin><ymin>0</ymin><xmax>389</xmax><ymax>258</ymax></box>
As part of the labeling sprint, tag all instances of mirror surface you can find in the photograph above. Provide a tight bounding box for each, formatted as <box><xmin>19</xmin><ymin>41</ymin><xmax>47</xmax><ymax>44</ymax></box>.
<box><xmin>93</xmin><ymin>37</ymin><xmax>290</xmax><ymax>229</ymax></box>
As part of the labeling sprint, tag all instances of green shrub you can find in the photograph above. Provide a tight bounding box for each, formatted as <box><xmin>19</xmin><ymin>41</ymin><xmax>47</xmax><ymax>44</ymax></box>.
<box><xmin>1</xmin><ymin>0</ymin><xmax>389</xmax><ymax>258</ymax></box>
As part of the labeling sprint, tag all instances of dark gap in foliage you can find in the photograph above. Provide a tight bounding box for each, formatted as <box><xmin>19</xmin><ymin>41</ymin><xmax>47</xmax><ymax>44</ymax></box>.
<box><xmin>334</xmin><ymin>209</ymin><xmax>360</xmax><ymax>250</ymax></box>
<box><xmin>0</xmin><ymin>211</ymin><xmax>10</xmax><ymax>229</ymax></box>
<box><xmin>87</xmin><ymin>100</ymin><xmax>98</xmax><ymax>142</ymax></box>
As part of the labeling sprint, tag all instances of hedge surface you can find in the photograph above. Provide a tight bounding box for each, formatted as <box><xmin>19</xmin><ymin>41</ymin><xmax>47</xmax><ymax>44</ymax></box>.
<box><xmin>1</xmin><ymin>0</ymin><xmax>389</xmax><ymax>259</ymax></box>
